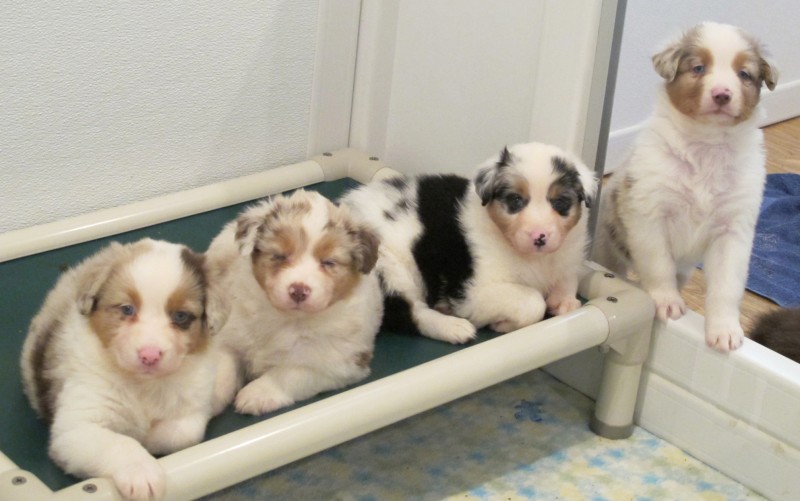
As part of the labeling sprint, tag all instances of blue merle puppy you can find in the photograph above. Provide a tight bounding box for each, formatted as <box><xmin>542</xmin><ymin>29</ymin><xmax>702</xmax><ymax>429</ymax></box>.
<box><xmin>341</xmin><ymin>142</ymin><xmax>596</xmax><ymax>343</ymax></box>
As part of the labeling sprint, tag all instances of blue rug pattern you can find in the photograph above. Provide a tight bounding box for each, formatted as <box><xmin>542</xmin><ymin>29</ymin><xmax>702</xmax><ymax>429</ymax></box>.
<box><xmin>748</xmin><ymin>173</ymin><xmax>800</xmax><ymax>307</ymax></box>
<box><xmin>204</xmin><ymin>370</ymin><xmax>762</xmax><ymax>500</ymax></box>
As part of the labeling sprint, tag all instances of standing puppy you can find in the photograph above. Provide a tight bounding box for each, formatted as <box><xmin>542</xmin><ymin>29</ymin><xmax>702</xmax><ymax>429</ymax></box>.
<box><xmin>20</xmin><ymin>239</ymin><xmax>231</xmax><ymax>501</ymax></box>
<box><xmin>207</xmin><ymin>190</ymin><xmax>382</xmax><ymax>416</ymax></box>
<box><xmin>593</xmin><ymin>22</ymin><xmax>778</xmax><ymax>352</ymax></box>
<box><xmin>342</xmin><ymin>142</ymin><xmax>597</xmax><ymax>344</ymax></box>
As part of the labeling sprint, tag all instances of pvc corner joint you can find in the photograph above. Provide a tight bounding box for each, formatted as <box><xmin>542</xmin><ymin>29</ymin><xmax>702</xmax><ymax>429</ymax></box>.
<box><xmin>0</xmin><ymin>468</ymin><xmax>124</xmax><ymax>501</ymax></box>
<box><xmin>311</xmin><ymin>148</ymin><xmax>401</xmax><ymax>184</ymax></box>
<box><xmin>580</xmin><ymin>265</ymin><xmax>655</xmax><ymax>365</ymax></box>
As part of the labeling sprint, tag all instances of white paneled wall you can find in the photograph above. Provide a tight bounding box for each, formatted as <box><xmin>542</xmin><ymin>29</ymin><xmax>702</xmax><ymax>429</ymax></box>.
<box><xmin>350</xmin><ymin>0</ymin><xmax>611</xmax><ymax>176</ymax></box>
<box><xmin>366</xmin><ymin>0</ymin><xmax>545</xmax><ymax>173</ymax></box>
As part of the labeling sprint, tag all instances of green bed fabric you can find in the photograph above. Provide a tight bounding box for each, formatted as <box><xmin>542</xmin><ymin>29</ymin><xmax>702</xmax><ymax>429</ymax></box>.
<box><xmin>0</xmin><ymin>178</ymin><xmax>502</xmax><ymax>491</ymax></box>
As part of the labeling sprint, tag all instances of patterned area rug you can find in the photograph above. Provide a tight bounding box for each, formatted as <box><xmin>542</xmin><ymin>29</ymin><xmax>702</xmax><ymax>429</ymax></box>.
<box><xmin>204</xmin><ymin>370</ymin><xmax>763</xmax><ymax>500</ymax></box>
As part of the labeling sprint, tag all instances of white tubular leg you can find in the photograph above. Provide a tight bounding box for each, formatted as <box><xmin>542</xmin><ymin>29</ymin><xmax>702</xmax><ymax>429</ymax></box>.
<box><xmin>580</xmin><ymin>267</ymin><xmax>655</xmax><ymax>439</ymax></box>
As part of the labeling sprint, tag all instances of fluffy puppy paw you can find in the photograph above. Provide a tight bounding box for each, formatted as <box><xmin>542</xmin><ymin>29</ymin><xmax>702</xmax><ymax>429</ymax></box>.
<box><xmin>705</xmin><ymin>317</ymin><xmax>744</xmax><ymax>352</ymax></box>
<box><xmin>144</xmin><ymin>415</ymin><xmax>207</xmax><ymax>455</ymax></box>
<box><xmin>234</xmin><ymin>378</ymin><xmax>294</xmax><ymax>415</ymax></box>
<box><xmin>649</xmin><ymin>288</ymin><xmax>686</xmax><ymax>321</ymax></box>
<box><xmin>416</xmin><ymin>308</ymin><xmax>477</xmax><ymax>344</ymax></box>
<box><xmin>489</xmin><ymin>294</ymin><xmax>547</xmax><ymax>333</ymax></box>
<box><xmin>111</xmin><ymin>456</ymin><xmax>166</xmax><ymax>501</ymax></box>
<box><xmin>490</xmin><ymin>319</ymin><xmax>519</xmax><ymax>333</ymax></box>
<box><xmin>490</xmin><ymin>307</ymin><xmax>546</xmax><ymax>333</ymax></box>
<box><xmin>546</xmin><ymin>295</ymin><xmax>582</xmax><ymax>316</ymax></box>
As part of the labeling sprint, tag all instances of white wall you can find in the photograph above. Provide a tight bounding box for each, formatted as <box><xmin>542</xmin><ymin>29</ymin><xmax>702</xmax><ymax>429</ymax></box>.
<box><xmin>0</xmin><ymin>1</ymin><xmax>319</xmax><ymax>234</ymax></box>
<box><xmin>606</xmin><ymin>0</ymin><xmax>800</xmax><ymax>171</ymax></box>
<box><xmin>350</xmin><ymin>0</ymin><xmax>611</xmax><ymax>177</ymax></box>
<box><xmin>383</xmin><ymin>0</ymin><xmax>543</xmax><ymax>172</ymax></box>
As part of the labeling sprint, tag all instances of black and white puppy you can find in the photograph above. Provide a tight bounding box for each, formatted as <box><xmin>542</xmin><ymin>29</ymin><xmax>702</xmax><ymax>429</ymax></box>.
<box><xmin>342</xmin><ymin>142</ymin><xmax>596</xmax><ymax>344</ymax></box>
<box><xmin>593</xmin><ymin>22</ymin><xmax>778</xmax><ymax>352</ymax></box>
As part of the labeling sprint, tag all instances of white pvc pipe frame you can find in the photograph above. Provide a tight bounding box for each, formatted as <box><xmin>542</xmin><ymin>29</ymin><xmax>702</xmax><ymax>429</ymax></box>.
<box><xmin>0</xmin><ymin>149</ymin><xmax>655</xmax><ymax>501</ymax></box>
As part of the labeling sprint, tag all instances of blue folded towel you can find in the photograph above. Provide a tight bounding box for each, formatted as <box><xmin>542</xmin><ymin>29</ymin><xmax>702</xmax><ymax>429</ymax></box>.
<box><xmin>746</xmin><ymin>173</ymin><xmax>800</xmax><ymax>307</ymax></box>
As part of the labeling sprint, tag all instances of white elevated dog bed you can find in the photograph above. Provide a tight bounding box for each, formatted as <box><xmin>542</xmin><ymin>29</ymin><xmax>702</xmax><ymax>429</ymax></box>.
<box><xmin>0</xmin><ymin>149</ymin><xmax>654</xmax><ymax>500</ymax></box>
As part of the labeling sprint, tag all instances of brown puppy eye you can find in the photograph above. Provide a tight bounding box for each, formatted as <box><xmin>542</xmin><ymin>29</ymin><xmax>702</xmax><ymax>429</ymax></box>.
<box><xmin>504</xmin><ymin>193</ymin><xmax>527</xmax><ymax>214</ymax></box>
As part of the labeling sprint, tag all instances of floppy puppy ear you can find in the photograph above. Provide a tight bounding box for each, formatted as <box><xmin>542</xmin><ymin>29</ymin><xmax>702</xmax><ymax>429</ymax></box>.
<box><xmin>75</xmin><ymin>241</ymin><xmax>129</xmax><ymax>315</ymax></box>
<box><xmin>575</xmin><ymin>160</ymin><xmax>598</xmax><ymax>209</ymax></box>
<box><xmin>474</xmin><ymin>165</ymin><xmax>497</xmax><ymax>206</ymax></box>
<box><xmin>181</xmin><ymin>247</ymin><xmax>230</xmax><ymax>336</ymax></box>
<box><xmin>474</xmin><ymin>146</ymin><xmax>513</xmax><ymax>206</ymax></box>
<box><xmin>652</xmin><ymin>41</ymin><xmax>683</xmax><ymax>81</ymax></box>
<box><xmin>234</xmin><ymin>210</ymin><xmax>265</xmax><ymax>256</ymax></box>
<box><xmin>760</xmin><ymin>58</ymin><xmax>779</xmax><ymax>91</ymax></box>
<box><xmin>353</xmin><ymin>227</ymin><xmax>380</xmax><ymax>274</ymax></box>
<box><xmin>204</xmin><ymin>271</ymin><xmax>230</xmax><ymax>336</ymax></box>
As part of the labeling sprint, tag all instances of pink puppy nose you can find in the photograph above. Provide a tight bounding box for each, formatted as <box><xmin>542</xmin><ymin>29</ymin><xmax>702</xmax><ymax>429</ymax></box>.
<box><xmin>289</xmin><ymin>282</ymin><xmax>311</xmax><ymax>303</ymax></box>
<box><xmin>532</xmin><ymin>232</ymin><xmax>548</xmax><ymax>248</ymax></box>
<box><xmin>138</xmin><ymin>346</ymin><xmax>162</xmax><ymax>367</ymax></box>
<box><xmin>712</xmin><ymin>87</ymin><xmax>731</xmax><ymax>106</ymax></box>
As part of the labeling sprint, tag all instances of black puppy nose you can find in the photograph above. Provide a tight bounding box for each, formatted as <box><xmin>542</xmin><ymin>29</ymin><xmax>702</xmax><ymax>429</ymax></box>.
<box><xmin>534</xmin><ymin>234</ymin><xmax>546</xmax><ymax>248</ymax></box>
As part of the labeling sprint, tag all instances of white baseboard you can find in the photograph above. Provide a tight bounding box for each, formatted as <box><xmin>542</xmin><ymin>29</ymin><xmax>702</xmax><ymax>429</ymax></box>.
<box><xmin>544</xmin><ymin>308</ymin><xmax>800</xmax><ymax>501</ymax></box>
<box><xmin>637</xmin><ymin>371</ymin><xmax>800</xmax><ymax>501</ymax></box>
<box><xmin>603</xmin><ymin>122</ymin><xmax>640</xmax><ymax>175</ymax></box>
<box><xmin>761</xmin><ymin>78</ymin><xmax>800</xmax><ymax>126</ymax></box>
<box><xmin>603</xmin><ymin>78</ymin><xmax>800</xmax><ymax>174</ymax></box>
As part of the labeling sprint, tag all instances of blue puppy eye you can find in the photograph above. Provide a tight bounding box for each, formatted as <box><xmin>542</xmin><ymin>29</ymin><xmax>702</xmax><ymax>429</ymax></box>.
<box><xmin>692</xmin><ymin>65</ymin><xmax>705</xmax><ymax>75</ymax></box>
<box><xmin>172</xmin><ymin>311</ymin><xmax>191</xmax><ymax>325</ymax></box>
<box><xmin>738</xmin><ymin>70</ymin><xmax>752</xmax><ymax>81</ymax></box>
<box><xmin>170</xmin><ymin>311</ymin><xmax>197</xmax><ymax>330</ymax></box>
<box><xmin>120</xmin><ymin>304</ymin><xmax>136</xmax><ymax>316</ymax></box>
